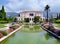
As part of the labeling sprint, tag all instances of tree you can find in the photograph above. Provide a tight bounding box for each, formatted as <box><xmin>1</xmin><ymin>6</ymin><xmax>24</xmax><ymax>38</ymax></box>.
<box><xmin>58</xmin><ymin>13</ymin><xmax>60</xmax><ymax>19</ymax></box>
<box><xmin>24</xmin><ymin>18</ymin><xmax>29</xmax><ymax>22</ymax></box>
<box><xmin>2</xmin><ymin>6</ymin><xmax>5</xmax><ymax>12</ymax></box>
<box><xmin>34</xmin><ymin>16</ymin><xmax>40</xmax><ymax>24</ymax></box>
<box><xmin>57</xmin><ymin>13</ymin><xmax>59</xmax><ymax>19</ymax></box>
<box><xmin>50</xmin><ymin>14</ymin><xmax>54</xmax><ymax>23</ymax></box>
<box><xmin>45</xmin><ymin>5</ymin><xmax>50</xmax><ymax>21</ymax></box>
<box><xmin>13</xmin><ymin>17</ymin><xmax>17</xmax><ymax>22</ymax></box>
<box><xmin>2</xmin><ymin>6</ymin><xmax>6</xmax><ymax>20</ymax></box>
<box><xmin>0</xmin><ymin>12</ymin><xmax>3</xmax><ymax>20</ymax></box>
<box><xmin>0</xmin><ymin>5</ymin><xmax>6</xmax><ymax>20</ymax></box>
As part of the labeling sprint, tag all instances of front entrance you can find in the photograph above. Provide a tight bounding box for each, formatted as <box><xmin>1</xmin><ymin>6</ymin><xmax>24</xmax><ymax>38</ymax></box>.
<box><xmin>30</xmin><ymin>18</ymin><xmax>34</xmax><ymax>23</ymax></box>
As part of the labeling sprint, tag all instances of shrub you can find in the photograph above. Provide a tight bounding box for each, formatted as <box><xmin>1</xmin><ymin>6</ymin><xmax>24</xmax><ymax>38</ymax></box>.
<box><xmin>24</xmin><ymin>18</ymin><xmax>29</xmax><ymax>22</ymax></box>
<box><xmin>13</xmin><ymin>17</ymin><xmax>17</xmax><ymax>22</ymax></box>
<box><xmin>54</xmin><ymin>19</ymin><xmax>60</xmax><ymax>23</ymax></box>
<box><xmin>34</xmin><ymin>16</ymin><xmax>40</xmax><ymax>23</ymax></box>
<box><xmin>39</xmin><ymin>20</ymin><xmax>43</xmax><ymax>23</ymax></box>
<box><xmin>0</xmin><ymin>30</ymin><xmax>7</xmax><ymax>36</ymax></box>
<box><xmin>20</xmin><ymin>20</ymin><xmax>24</xmax><ymax>23</ymax></box>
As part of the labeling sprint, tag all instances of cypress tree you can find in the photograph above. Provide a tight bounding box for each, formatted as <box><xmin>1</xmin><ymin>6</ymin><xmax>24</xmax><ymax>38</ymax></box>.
<box><xmin>1</xmin><ymin>5</ymin><xmax>6</xmax><ymax>20</ymax></box>
<box><xmin>58</xmin><ymin>13</ymin><xmax>60</xmax><ymax>19</ymax></box>
<box><xmin>2</xmin><ymin>6</ymin><xmax>5</xmax><ymax>12</ymax></box>
<box><xmin>57</xmin><ymin>13</ymin><xmax>59</xmax><ymax>19</ymax></box>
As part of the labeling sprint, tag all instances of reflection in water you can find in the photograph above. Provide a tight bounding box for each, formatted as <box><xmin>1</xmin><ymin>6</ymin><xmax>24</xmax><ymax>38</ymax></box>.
<box><xmin>45</xmin><ymin>33</ymin><xmax>50</xmax><ymax>40</ymax></box>
<box><xmin>44</xmin><ymin>31</ymin><xmax>56</xmax><ymax>40</ymax></box>
<box><xmin>45</xmin><ymin>33</ymin><xmax>53</xmax><ymax>40</ymax></box>
<box><xmin>1</xmin><ymin>25</ymin><xmax>60</xmax><ymax>44</ymax></box>
<box><xmin>56</xmin><ymin>39</ymin><xmax>60</xmax><ymax>43</ymax></box>
<box><xmin>24</xmin><ymin>25</ymin><xmax>29</xmax><ymax>28</ymax></box>
<box><xmin>21</xmin><ymin>25</ymin><xmax>41</xmax><ymax>32</ymax></box>
<box><xmin>9</xmin><ymin>33</ymin><xmax>15</xmax><ymax>38</ymax></box>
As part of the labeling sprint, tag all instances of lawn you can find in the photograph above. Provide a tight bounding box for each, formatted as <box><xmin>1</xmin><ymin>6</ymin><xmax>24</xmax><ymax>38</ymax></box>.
<box><xmin>55</xmin><ymin>23</ymin><xmax>60</xmax><ymax>28</ymax></box>
<box><xmin>0</xmin><ymin>24</ymin><xmax>6</xmax><ymax>28</ymax></box>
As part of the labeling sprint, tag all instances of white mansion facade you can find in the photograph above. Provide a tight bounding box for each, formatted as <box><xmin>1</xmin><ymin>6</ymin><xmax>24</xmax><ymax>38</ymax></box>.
<box><xmin>17</xmin><ymin>10</ymin><xmax>44</xmax><ymax>23</ymax></box>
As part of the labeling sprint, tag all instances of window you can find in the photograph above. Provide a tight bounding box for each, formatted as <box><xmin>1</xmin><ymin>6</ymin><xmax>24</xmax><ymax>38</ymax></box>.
<box><xmin>30</xmin><ymin>13</ymin><xmax>34</xmax><ymax>16</ymax></box>
<box><xmin>18</xmin><ymin>14</ymin><xmax>20</xmax><ymax>17</ymax></box>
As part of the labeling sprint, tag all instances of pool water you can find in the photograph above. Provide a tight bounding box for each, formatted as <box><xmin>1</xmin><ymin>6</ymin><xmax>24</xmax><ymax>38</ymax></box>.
<box><xmin>0</xmin><ymin>25</ymin><xmax>60</xmax><ymax>44</ymax></box>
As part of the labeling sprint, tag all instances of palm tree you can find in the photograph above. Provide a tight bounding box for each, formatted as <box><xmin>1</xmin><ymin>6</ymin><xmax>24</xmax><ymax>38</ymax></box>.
<box><xmin>45</xmin><ymin>5</ymin><xmax>50</xmax><ymax>21</ymax></box>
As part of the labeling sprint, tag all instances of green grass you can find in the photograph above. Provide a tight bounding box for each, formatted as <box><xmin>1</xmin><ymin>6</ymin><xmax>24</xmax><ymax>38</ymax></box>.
<box><xmin>57</xmin><ymin>24</ymin><xmax>60</xmax><ymax>28</ymax></box>
<box><xmin>0</xmin><ymin>24</ymin><xmax>6</xmax><ymax>28</ymax></box>
<box><xmin>55</xmin><ymin>23</ymin><xmax>60</xmax><ymax>28</ymax></box>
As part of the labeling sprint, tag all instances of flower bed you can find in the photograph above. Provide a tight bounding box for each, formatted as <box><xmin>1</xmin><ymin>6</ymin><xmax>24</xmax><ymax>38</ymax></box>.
<box><xmin>0</xmin><ymin>23</ymin><xmax>20</xmax><ymax>38</ymax></box>
<box><xmin>0</xmin><ymin>30</ymin><xmax>7</xmax><ymax>38</ymax></box>
<box><xmin>43</xmin><ymin>22</ymin><xmax>60</xmax><ymax>36</ymax></box>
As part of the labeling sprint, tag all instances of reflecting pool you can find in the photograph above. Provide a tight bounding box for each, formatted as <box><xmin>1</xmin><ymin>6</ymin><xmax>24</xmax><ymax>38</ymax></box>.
<box><xmin>0</xmin><ymin>25</ymin><xmax>60</xmax><ymax>44</ymax></box>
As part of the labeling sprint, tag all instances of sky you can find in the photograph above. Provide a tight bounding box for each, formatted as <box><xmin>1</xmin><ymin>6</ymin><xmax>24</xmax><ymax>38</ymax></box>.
<box><xmin>0</xmin><ymin>0</ymin><xmax>60</xmax><ymax>13</ymax></box>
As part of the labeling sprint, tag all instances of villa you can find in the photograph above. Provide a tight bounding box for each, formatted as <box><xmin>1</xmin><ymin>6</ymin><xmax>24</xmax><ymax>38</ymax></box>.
<box><xmin>17</xmin><ymin>10</ymin><xmax>44</xmax><ymax>23</ymax></box>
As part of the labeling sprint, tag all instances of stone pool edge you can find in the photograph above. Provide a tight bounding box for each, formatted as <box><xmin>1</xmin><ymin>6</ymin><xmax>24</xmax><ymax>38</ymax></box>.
<box><xmin>0</xmin><ymin>25</ymin><xmax>23</xmax><ymax>42</ymax></box>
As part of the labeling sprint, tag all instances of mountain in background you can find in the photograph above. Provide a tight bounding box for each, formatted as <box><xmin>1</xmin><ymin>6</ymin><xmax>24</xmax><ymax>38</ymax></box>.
<box><xmin>43</xmin><ymin>12</ymin><xmax>57</xmax><ymax>19</ymax></box>
<box><xmin>6</xmin><ymin>12</ymin><xmax>19</xmax><ymax>18</ymax></box>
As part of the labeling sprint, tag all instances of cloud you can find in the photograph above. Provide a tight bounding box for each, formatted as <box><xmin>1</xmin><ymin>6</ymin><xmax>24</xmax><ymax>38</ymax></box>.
<box><xmin>4</xmin><ymin>0</ymin><xmax>41</xmax><ymax>12</ymax></box>
<box><xmin>0</xmin><ymin>0</ymin><xmax>60</xmax><ymax>12</ymax></box>
<box><xmin>5</xmin><ymin>0</ymin><xmax>24</xmax><ymax>12</ymax></box>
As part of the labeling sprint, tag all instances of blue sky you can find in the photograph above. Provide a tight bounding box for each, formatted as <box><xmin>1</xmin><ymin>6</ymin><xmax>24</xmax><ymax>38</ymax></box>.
<box><xmin>0</xmin><ymin>0</ymin><xmax>60</xmax><ymax>13</ymax></box>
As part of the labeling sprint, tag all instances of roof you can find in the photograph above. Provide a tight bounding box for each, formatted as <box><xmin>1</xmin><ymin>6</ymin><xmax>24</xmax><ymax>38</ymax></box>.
<box><xmin>20</xmin><ymin>10</ymin><xmax>42</xmax><ymax>13</ymax></box>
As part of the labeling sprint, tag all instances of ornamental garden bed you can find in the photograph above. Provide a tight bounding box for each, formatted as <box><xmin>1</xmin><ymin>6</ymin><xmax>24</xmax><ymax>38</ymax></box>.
<box><xmin>0</xmin><ymin>22</ymin><xmax>22</xmax><ymax>42</ymax></box>
<box><xmin>41</xmin><ymin>22</ymin><xmax>60</xmax><ymax>39</ymax></box>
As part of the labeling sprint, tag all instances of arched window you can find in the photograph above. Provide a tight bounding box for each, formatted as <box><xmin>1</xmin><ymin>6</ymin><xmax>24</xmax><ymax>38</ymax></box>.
<box><xmin>29</xmin><ymin>13</ymin><xmax>34</xmax><ymax>16</ymax></box>
<box><xmin>18</xmin><ymin>14</ymin><xmax>20</xmax><ymax>17</ymax></box>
